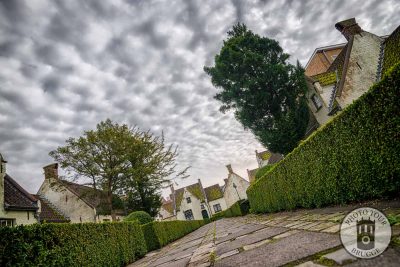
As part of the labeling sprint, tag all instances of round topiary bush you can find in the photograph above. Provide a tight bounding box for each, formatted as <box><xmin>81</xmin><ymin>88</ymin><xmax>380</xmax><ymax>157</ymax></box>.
<box><xmin>124</xmin><ymin>211</ymin><xmax>153</xmax><ymax>225</ymax></box>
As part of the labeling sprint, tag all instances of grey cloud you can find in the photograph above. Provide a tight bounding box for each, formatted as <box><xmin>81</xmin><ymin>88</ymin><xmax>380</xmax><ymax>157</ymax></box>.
<box><xmin>0</xmin><ymin>0</ymin><xmax>399</xmax><ymax>192</ymax></box>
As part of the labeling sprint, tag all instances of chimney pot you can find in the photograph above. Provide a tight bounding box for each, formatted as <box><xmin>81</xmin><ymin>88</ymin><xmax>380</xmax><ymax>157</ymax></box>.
<box><xmin>43</xmin><ymin>163</ymin><xmax>58</xmax><ymax>179</ymax></box>
<box><xmin>335</xmin><ymin>18</ymin><xmax>362</xmax><ymax>40</ymax></box>
<box><xmin>226</xmin><ymin>164</ymin><xmax>233</xmax><ymax>173</ymax></box>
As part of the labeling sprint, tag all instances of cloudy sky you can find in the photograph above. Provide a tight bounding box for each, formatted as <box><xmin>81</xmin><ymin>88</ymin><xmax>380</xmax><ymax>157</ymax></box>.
<box><xmin>1</xmin><ymin>0</ymin><xmax>399</xmax><ymax>194</ymax></box>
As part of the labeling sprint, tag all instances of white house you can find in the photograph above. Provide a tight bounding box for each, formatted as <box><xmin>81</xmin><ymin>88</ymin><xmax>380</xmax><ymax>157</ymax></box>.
<box><xmin>37</xmin><ymin>163</ymin><xmax>123</xmax><ymax>223</ymax></box>
<box><xmin>223</xmin><ymin>165</ymin><xmax>249</xmax><ymax>208</ymax></box>
<box><xmin>247</xmin><ymin>150</ymin><xmax>283</xmax><ymax>183</ymax></box>
<box><xmin>0</xmin><ymin>153</ymin><xmax>38</xmax><ymax>227</ymax></box>
<box><xmin>159</xmin><ymin>165</ymin><xmax>249</xmax><ymax>221</ymax></box>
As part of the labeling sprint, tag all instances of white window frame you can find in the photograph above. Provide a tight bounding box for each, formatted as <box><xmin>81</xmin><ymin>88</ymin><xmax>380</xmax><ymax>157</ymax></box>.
<box><xmin>311</xmin><ymin>94</ymin><xmax>323</xmax><ymax>110</ymax></box>
<box><xmin>213</xmin><ymin>204</ymin><xmax>222</xmax><ymax>213</ymax></box>
<box><xmin>0</xmin><ymin>218</ymin><xmax>15</xmax><ymax>227</ymax></box>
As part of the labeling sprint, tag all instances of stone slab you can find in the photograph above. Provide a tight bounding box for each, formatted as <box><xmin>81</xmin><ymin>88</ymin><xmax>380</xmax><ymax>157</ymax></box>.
<box><xmin>307</xmin><ymin>221</ymin><xmax>336</xmax><ymax>232</ymax></box>
<box><xmin>216</xmin><ymin>227</ymin><xmax>287</xmax><ymax>255</ymax></box>
<box><xmin>290</xmin><ymin>221</ymin><xmax>316</xmax><ymax>229</ymax></box>
<box><xmin>156</xmin><ymin>257</ymin><xmax>190</xmax><ymax>267</ymax></box>
<box><xmin>216</xmin><ymin>249</ymin><xmax>240</xmax><ymax>261</ymax></box>
<box><xmin>322</xmin><ymin>248</ymin><xmax>356</xmax><ymax>265</ymax></box>
<box><xmin>215</xmin><ymin>230</ymin><xmax>341</xmax><ymax>267</ymax></box>
<box><xmin>298</xmin><ymin>221</ymin><xmax>323</xmax><ymax>230</ymax></box>
<box><xmin>295</xmin><ymin>261</ymin><xmax>326</xmax><ymax>267</ymax></box>
<box><xmin>346</xmin><ymin>247</ymin><xmax>400</xmax><ymax>267</ymax></box>
<box><xmin>151</xmin><ymin>249</ymin><xmax>193</xmax><ymax>266</ymax></box>
<box><xmin>242</xmin><ymin>238</ymin><xmax>271</xmax><ymax>251</ymax></box>
<box><xmin>216</xmin><ymin>224</ymin><xmax>265</xmax><ymax>244</ymax></box>
<box><xmin>286</xmin><ymin>214</ymin><xmax>307</xmax><ymax>221</ymax></box>
<box><xmin>285</xmin><ymin>221</ymin><xmax>304</xmax><ymax>228</ymax></box>
<box><xmin>321</xmin><ymin>224</ymin><xmax>340</xmax><ymax>233</ymax></box>
<box><xmin>272</xmin><ymin>230</ymin><xmax>300</xmax><ymax>240</ymax></box>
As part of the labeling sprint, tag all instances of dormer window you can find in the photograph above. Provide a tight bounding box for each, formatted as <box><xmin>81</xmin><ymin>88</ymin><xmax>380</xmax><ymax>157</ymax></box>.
<box><xmin>186</xmin><ymin>197</ymin><xmax>191</xmax><ymax>204</ymax></box>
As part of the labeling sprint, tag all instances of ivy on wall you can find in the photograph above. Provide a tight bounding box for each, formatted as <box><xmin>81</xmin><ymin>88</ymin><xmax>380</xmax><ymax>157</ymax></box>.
<box><xmin>382</xmin><ymin>26</ymin><xmax>400</xmax><ymax>76</ymax></box>
<box><xmin>311</xmin><ymin>71</ymin><xmax>336</xmax><ymax>86</ymax></box>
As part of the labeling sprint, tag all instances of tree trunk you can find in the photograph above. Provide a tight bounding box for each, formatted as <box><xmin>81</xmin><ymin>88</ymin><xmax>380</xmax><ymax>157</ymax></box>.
<box><xmin>107</xmin><ymin>179</ymin><xmax>116</xmax><ymax>221</ymax></box>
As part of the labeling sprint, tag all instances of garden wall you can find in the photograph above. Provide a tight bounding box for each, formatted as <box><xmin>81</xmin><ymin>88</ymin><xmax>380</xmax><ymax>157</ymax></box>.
<box><xmin>247</xmin><ymin>63</ymin><xmax>400</xmax><ymax>213</ymax></box>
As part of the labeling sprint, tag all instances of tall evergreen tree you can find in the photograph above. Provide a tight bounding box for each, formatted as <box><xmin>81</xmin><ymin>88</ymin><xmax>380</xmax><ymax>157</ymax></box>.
<box><xmin>204</xmin><ymin>23</ymin><xmax>309</xmax><ymax>154</ymax></box>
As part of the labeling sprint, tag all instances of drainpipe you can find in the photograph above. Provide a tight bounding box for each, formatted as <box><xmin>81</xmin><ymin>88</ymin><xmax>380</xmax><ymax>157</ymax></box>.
<box><xmin>198</xmin><ymin>179</ymin><xmax>212</xmax><ymax>218</ymax></box>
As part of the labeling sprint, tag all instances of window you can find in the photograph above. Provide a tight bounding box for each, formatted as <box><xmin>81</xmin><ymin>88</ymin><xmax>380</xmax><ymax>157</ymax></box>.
<box><xmin>311</xmin><ymin>94</ymin><xmax>323</xmax><ymax>110</ymax></box>
<box><xmin>0</xmin><ymin>218</ymin><xmax>15</xmax><ymax>227</ymax></box>
<box><xmin>184</xmin><ymin>209</ymin><xmax>194</xmax><ymax>220</ymax></box>
<box><xmin>213</xmin><ymin>204</ymin><xmax>222</xmax><ymax>213</ymax></box>
<box><xmin>186</xmin><ymin>197</ymin><xmax>191</xmax><ymax>204</ymax></box>
<box><xmin>200</xmin><ymin>204</ymin><xmax>205</xmax><ymax>209</ymax></box>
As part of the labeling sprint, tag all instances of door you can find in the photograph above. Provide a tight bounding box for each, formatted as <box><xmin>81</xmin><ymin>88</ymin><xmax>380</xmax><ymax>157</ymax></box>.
<box><xmin>201</xmin><ymin>209</ymin><xmax>209</xmax><ymax>219</ymax></box>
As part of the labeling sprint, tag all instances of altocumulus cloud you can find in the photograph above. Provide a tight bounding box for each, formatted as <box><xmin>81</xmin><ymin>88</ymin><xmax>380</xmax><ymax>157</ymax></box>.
<box><xmin>0</xmin><ymin>0</ymin><xmax>399</xmax><ymax>192</ymax></box>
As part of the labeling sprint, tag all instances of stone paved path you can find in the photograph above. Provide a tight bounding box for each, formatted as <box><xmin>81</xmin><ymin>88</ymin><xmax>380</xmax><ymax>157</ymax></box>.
<box><xmin>128</xmin><ymin>200</ymin><xmax>400</xmax><ymax>267</ymax></box>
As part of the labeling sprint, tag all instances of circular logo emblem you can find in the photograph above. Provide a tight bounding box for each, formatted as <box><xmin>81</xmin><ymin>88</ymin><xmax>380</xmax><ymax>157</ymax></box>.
<box><xmin>340</xmin><ymin>207</ymin><xmax>391</xmax><ymax>259</ymax></box>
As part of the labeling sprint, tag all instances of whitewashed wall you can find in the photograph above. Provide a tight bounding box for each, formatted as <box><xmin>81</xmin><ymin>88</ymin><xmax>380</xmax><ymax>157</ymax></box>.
<box><xmin>176</xmin><ymin>189</ymin><xmax>204</xmax><ymax>221</ymax></box>
<box><xmin>38</xmin><ymin>178</ymin><xmax>96</xmax><ymax>223</ymax></box>
<box><xmin>208</xmin><ymin>197</ymin><xmax>227</xmax><ymax>216</ymax></box>
<box><xmin>224</xmin><ymin>173</ymin><xmax>250</xmax><ymax>208</ymax></box>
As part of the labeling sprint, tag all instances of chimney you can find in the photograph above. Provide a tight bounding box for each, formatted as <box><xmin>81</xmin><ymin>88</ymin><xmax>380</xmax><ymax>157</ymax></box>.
<box><xmin>335</xmin><ymin>18</ymin><xmax>362</xmax><ymax>40</ymax></box>
<box><xmin>0</xmin><ymin>153</ymin><xmax>6</xmax><ymax>209</ymax></box>
<box><xmin>226</xmin><ymin>164</ymin><xmax>233</xmax><ymax>173</ymax></box>
<box><xmin>43</xmin><ymin>163</ymin><xmax>58</xmax><ymax>179</ymax></box>
<box><xmin>0</xmin><ymin>153</ymin><xmax>6</xmax><ymax>177</ymax></box>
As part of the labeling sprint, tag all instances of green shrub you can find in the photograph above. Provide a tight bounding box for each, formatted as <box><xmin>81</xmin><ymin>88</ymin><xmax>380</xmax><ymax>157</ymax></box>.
<box><xmin>247</xmin><ymin>63</ymin><xmax>400</xmax><ymax>213</ymax></box>
<box><xmin>142</xmin><ymin>220</ymin><xmax>207</xmax><ymax>251</ymax></box>
<box><xmin>0</xmin><ymin>222</ymin><xmax>147</xmax><ymax>267</ymax></box>
<box><xmin>124</xmin><ymin>211</ymin><xmax>153</xmax><ymax>225</ymax></box>
<box><xmin>255</xmin><ymin>164</ymin><xmax>276</xmax><ymax>181</ymax></box>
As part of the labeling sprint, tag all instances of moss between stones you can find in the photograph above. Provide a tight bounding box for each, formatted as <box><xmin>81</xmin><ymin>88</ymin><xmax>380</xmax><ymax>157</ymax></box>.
<box><xmin>311</xmin><ymin>71</ymin><xmax>337</xmax><ymax>86</ymax></box>
<box><xmin>187</xmin><ymin>184</ymin><xmax>205</xmax><ymax>201</ymax></box>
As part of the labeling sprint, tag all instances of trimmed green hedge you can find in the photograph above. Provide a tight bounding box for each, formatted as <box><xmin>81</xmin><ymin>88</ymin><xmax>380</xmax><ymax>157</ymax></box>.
<box><xmin>255</xmin><ymin>164</ymin><xmax>276</xmax><ymax>181</ymax></box>
<box><xmin>211</xmin><ymin>200</ymin><xmax>250</xmax><ymax>220</ymax></box>
<box><xmin>0</xmin><ymin>222</ymin><xmax>146</xmax><ymax>266</ymax></box>
<box><xmin>142</xmin><ymin>220</ymin><xmax>207</xmax><ymax>251</ymax></box>
<box><xmin>247</xmin><ymin>63</ymin><xmax>400</xmax><ymax>213</ymax></box>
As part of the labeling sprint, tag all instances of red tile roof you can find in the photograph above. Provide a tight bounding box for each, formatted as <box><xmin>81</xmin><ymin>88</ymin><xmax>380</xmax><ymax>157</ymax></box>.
<box><xmin>4</xmin><ymin>174</ymin><xmax>38</xmax><ymax>211</ymax></box>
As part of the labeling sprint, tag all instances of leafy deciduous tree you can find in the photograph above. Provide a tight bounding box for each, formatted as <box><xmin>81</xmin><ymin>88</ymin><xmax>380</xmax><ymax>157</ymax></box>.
<box><xmin>50</xmin><ymin>119</ymin><xmax>187</xmax><ymax>220</ymax></box>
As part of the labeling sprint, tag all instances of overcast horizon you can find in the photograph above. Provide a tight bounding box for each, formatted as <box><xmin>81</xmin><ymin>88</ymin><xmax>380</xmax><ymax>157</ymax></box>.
<box><xmin>1</xmin><ymin>0</ymin><xmax>399</xmax><ymax>194</ymax></box>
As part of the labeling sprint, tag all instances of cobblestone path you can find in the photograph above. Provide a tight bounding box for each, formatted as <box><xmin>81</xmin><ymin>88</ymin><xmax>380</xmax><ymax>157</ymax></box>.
<box><xmin>128</xmin><ymin>200</ymin><xmax>400</xmax><ymax>267</ymax></box>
